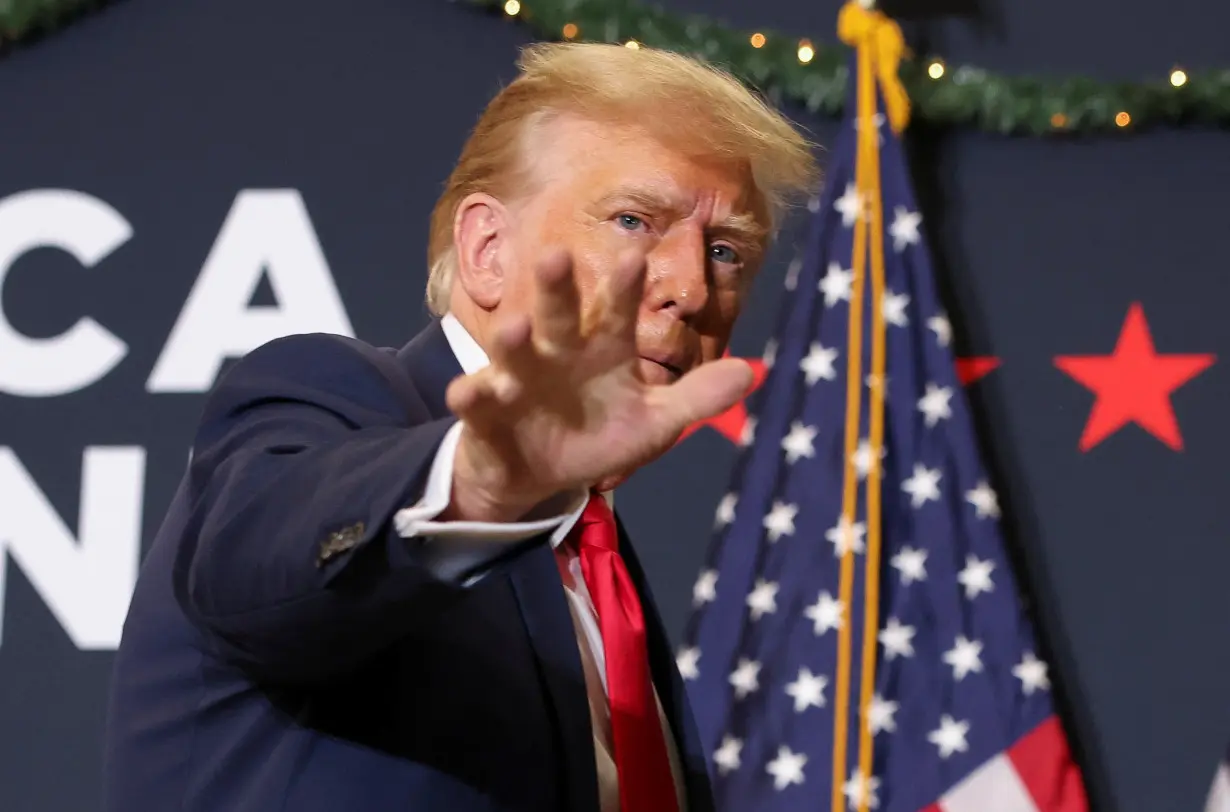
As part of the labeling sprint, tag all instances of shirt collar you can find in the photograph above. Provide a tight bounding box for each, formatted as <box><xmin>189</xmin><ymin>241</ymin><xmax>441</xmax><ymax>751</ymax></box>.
<box><xmin>440</xmin><ymin>313</ymin><xmax>490</xmax><ymax>376</ymax></box>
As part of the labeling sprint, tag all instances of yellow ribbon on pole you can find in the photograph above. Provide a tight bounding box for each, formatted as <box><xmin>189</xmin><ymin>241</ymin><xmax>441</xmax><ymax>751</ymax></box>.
<box><xmin>829</xmin><ymin>4</ymin><xmax>910</xmax><ymax>812</ymax></box>
<box><xmin>837</xmin><ymin>0</ymin><xmax>912</xmax><ymax>134</ymax></box>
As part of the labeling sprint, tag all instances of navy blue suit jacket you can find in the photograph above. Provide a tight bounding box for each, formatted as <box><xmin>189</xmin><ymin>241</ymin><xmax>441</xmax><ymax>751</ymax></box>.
<box><xmin>102</xmin><ymin>320</ymin><xmax>716</xmax><ymax>812</ymax></box>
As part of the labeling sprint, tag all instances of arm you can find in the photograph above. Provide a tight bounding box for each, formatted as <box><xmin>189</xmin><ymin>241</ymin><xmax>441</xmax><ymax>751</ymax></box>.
<box><xmin>178</xmin><ymin>333</ymin><xmax>570</xmax><ymax>683</ymax></box>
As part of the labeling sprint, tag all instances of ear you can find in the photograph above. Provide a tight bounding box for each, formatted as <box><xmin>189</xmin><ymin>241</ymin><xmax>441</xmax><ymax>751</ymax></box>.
<box><xmin>452</xmin><ymin>193</ymin><xmax>509</xmax><ymax>309</ymax></box>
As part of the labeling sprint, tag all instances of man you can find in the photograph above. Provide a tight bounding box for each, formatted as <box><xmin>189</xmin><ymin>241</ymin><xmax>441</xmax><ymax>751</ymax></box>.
<box><xmin>102</xmin><ymin>42</ymin><xmax>816</xmax><ymax>812</ymax></box>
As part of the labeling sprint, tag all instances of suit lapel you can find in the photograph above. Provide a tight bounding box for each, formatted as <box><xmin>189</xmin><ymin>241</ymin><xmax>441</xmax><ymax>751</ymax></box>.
<box><xmin>615</xmin><ymin>519</ymin><xmax>717</xmax><ymax>812</ymax></box>
<box><xmin>396</xmin><ymin>319</ymin><xmax>462</xmax><ymax>422</ymax></box>
<box><xmin>508</xmin><ymin>548</ymin><xmax>601</xmax><ymax>812</ymax></box>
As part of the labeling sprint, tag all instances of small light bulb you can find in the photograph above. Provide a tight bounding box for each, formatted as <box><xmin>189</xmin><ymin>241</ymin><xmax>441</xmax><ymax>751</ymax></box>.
<box><xmin>1115</xmin><ymin>111</ymin><xmax>1131</xmax><ymax>127</ymax></box>
<box><xmin>797</xmin><ymin>39</ymin><xmax>815</xmax><ymax>64</ymax></box>
<box><xmin>625</xmin><ymin>39</ymin><xmax>641</xmax><ymax>50</ymax></box>
<box><xmin>927</xmin><ymin>60</ymin><xmax>945</xmax><ymax>79</ymax></box>
<box><xmin>503</xmin><ymin>0</ymin><xmax>520</xmax><ymax>16</ymax></box>
<box><xmin>562</xmin><ymin>22</ymin><xmax>578</xmax><ymax>39</ymax></box>
<box><xmin>1050</xmin><ymin>113</ymin><xmax>1068</xmax><ymax>128</ymax></box>
<box><xmin>1170</xmin><ymin>68</ymin><xmax>1188</xmax><ymax>87</ymax></box>
<box><xmin>750</xmin><ymin>33</ymin><xmax>766</xmax><ymax>49</ymax></box>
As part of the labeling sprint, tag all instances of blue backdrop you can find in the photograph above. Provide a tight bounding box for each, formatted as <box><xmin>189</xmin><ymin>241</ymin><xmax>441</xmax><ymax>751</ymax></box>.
<box><xmin>0</xmin><ymin>0</ymin><xmax>1227</xmax><ymax>809</ymax></box>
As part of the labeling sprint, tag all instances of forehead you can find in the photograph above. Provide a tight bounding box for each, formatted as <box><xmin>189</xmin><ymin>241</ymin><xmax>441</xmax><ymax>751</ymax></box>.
<box><xmin>525</xmin><ymin>113</ymin><xmax>760</xmax><ymax>217</ymax></box>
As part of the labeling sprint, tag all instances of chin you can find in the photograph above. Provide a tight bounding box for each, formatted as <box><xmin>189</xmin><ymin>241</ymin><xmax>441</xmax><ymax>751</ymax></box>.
<box><xmin>594</xmin><ymin>473</ymin><xmax>629</xmax><ymax>493</ymax></box>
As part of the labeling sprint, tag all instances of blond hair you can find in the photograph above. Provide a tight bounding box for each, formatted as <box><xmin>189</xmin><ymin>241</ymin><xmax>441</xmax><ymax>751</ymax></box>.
<box><xmin>425</xmin><ymin>42</ymin><xmax>819</xmax><ymax>315</ymax></box>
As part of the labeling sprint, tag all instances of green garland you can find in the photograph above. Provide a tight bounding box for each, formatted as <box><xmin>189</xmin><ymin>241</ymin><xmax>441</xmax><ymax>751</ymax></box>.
<box><xmin>5</xmin><ymin>0</ymin><xmax>1230</xmax><ymax>136</ymax></box>
<box><xmin>470</xmin><ymin>0</ymin><xmax>1230</xmax><ymax>136</ymax></box>
<box><xmin>0</xmin><ymin>0</ymin><xmax>111</xmax><ymax>51</ymax></box>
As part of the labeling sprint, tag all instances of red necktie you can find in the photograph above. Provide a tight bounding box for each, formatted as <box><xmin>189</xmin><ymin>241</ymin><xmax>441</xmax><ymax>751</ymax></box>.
<box><xmin>572</xmin><ymin>493</ymin><xmax>679</xmax><ymax>812</ymax></box>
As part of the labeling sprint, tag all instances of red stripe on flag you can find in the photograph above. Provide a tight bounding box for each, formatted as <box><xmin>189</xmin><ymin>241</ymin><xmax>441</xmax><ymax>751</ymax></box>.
<box><xmin>1008</xmin><ymin>716</ymin><xmax>1089</xmax><ymax>812</ymax></box>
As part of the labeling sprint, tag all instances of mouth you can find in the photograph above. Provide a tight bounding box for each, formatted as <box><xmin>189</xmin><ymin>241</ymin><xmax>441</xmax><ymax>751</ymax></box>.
<box><xmin>638</xmin><ymin>355</ymin><xmax>686</xmax><ymax>384</ymax></box>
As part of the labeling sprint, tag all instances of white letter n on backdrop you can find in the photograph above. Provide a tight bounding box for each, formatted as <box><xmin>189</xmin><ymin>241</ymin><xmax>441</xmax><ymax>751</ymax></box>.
<box><xmin>146</xmin><ymin>189</ymin><xmax>355</xmax><ymax>393</ymax></box>
<box><xmin>0</xmin><ymin>447</ymin><xmax>145</xmax><ymax>650</ymax></box>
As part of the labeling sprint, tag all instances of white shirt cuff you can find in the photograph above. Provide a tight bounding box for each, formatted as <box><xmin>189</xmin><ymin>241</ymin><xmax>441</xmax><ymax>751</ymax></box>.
<box><xmin>393</xmin><ymin>422</ymin><xmax>583</xmax><ymax>541</ymax></box>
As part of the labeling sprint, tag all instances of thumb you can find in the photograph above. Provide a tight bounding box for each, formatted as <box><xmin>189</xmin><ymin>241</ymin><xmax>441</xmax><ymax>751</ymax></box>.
<box><xmin>650</xmin><ymin>357</ymin><xmax>755</xmax><ymax>435</ymax></box>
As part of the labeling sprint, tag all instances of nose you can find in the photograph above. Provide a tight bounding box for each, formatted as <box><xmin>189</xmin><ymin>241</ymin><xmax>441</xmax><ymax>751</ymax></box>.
<box><xmin>644</xmin><ymin>227</ymin><xmax>710</xmax><ymax>322</ymax></box>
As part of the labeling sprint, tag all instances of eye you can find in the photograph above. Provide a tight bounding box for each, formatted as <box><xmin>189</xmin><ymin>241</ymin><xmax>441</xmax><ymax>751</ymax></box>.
<box><xmin>709</xmin><ymin>243</ymin><xmax>741</xmax><ymax>265</ymax></box>
<box><xmin>616</xmin><ymin>213</ymin><xmax>647</xmax><ymax>231</ymax></box>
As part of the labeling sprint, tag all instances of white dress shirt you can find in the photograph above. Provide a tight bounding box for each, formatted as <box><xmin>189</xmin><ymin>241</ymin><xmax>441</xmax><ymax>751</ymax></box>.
<box><xmin>392</xmin><ymin>314</ymin><xmax>686</xmax><ymax>812</ymax></box>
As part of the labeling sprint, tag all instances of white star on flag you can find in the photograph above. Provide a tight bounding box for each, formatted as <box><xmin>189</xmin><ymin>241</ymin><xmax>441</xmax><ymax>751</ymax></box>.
<box><xmin>879</xmin><ymin>617</ymin><xmax>916</xmax><ymax>659</ymax></box>
<box><xmin>784</xmin><ymin>257</ymin><xmax>802</xmax><ymax>291</ymax></box>
<box><xmin>819</xmin><ymin>262</ymin><xmax>853</xmax><ymax>307</ymax></box>
<box><xmin>826</xmin><ymin>515</ymin><xmax>866</xmax><ymax>557</ymax></box>
<box><xmin>785</xmin><ymin>667</ymin><xmax>828</xmax><ymax>712</ymax></box>
<box><xmin>851</xmin><ymin>439</ymin><xmax>884</xmax><ymax>480</ymax></box>
<box><xmin>766</xmin><ymin>746</ymin><xmax>807</xmax><ymax>790</ymax></box>
<box><xmin>781</xmin><ymin>421</ymin><xmax>818</xmax><ymax>464</ymax></box>
<box><xmin>917</xmin><ymin>383</ymin><xmax>954</xmax><ymax>427</ymax></box>
<box><xmin>943</xmin><ymin>635</ymin><xmax>984</xmax><ymax>680</ymax></box>
<box><xmin>740</xmin><ymin>415</ymin><xmax>757</xmax><ymax>446</ymax></box>
<box><xmin>714</xmin><ymin>493</ymin><xmax>737</xmax><ymax>528</ymax></box>
<box><xmin>746</xmin><ymin>579</ymin><xmax>779</xmax><ymax>620</ymax></box>
<box><xmin>692</xmin><ymin>569</ymin><xmax>718</xmax><ymax>606</ymax></box>
<box><xmin>800</xmin><ymin>342</ymin><xmax>839</xmax><ymax>384</ymax></box>
<box><xmin>713</xmin><ymin>735</ymin><xmax>742</xmax><ymax>774</ymax></box>
<box><xmin>890</xmin><ymin>546</ymin><xmax>928</xmax><ymax>585</ymax></box>
<box><xmin>902</xmin><ymin>463</ymin><xmax>942</xmax><ymax>507</ymax></box>
<box><xmin>957</xmin><ymin>554</ymin><xmax>996</xmax><ymax>599</ymax></box>
<box><xmin>762</xmin><ymin>501</ymin><xmax>798</xmax><ymax>542</ymax></box>
<box><xmin>927</xmin><ymin>313</ymin><xmax>952</xmax><ymax>347</ymax></box>
<box><xmin>676</xmin><ymin>647</ymin><xmax>700</xmax><ymax>680</ymax></box>
<box><xmin>843</xmin><ymin>770</ymin><xmax>881</xmax><ymax>810</ymax></box>
<box><xmin>889</xmin><ymin>206</ymin><xmax>922</xmax><ymax>251</ymax></box>
<box><xmin>1013</xmin><ymin>652</ymin><xmax>1051</xmax><ymax>695</ymax></box>
<box><xmin>729</xmin><ymin>658</ymin><xmax>761</xmax><ymax>699</ymax></box>
<box><xmin>762</xmin><ymin>338</ymin><xmax>778</xmax><ymax>368</ymax></box>
<box><xmin>834</xmin><ymin>183</ymin><xmax>865</xmax><ymax>227</ymax></box>
<box><xmin>882</xmin><ymin>290</ymin><xmax>911</xmax><ymax>327</ymax></box>
<box><xmin>804</xmin><ymin>590</ymin><xmax>844</xmax><ymax>636</ymax></box>
<box><xmin>865</xmin><ymin>694</ymin><xmax>899</xmax><ymax>735</ymax></box>
<box><xmin>965</xmin><ymin>481</ymin><xmax>1001</xmax><ymax>519</ymax></box>
<box><xmin>928</xmin><ymin>715</ymin><xmax>970</xmax><ymax>759</ymax></box>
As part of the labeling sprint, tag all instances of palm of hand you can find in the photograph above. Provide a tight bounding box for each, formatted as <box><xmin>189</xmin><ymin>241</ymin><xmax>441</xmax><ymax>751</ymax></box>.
<box><xmin>447</xmin><ymin>249</ymin><xmax>752</xmax><ymax>516</ymax></box>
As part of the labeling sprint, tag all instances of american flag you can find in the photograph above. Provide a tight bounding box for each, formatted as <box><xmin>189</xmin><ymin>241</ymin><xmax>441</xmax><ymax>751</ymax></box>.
<box><xmin>678</xmin><ymin>50</ymin><xmax>1090</xmax><ymax>812</ymax></box>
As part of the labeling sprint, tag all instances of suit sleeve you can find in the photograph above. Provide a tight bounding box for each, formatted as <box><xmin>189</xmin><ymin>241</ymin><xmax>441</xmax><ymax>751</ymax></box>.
<box><xmin>177</xmin><ymin>333</ymin><xmax>536</xmax><ymax>683</ymax></box>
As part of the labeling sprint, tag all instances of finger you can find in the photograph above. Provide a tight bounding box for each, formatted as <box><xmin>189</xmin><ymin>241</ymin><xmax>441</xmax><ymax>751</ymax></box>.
<box><xmin>533</xmin><ymin>248</ymin><xmax>582</xmax><ymax>356</ymax></box>
<box><xmin>487</xmin><ymin>313</ymin><xmax>536</xmax><ymax>374</ymax></box>
<box><xmin>647</xmin><ymin>357</ymin><xmax>754</xmax><ymax>435</ymax></box>
<box><xmin>446</xmin><ymin>366</ymin><xmax>525</xmax><ymax>419</ymax></box>
<box><xmin>596</xmin><ymin>248</ymin><xmax>648</xmax><ymax>345</ymax></box>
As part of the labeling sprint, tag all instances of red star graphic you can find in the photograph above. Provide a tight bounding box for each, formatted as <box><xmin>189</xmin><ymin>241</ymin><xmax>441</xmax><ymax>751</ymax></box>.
<box><xmin>675</xmin><ymin>352</ymin><xmax>1001</xmax><ymax>446</ymax></box>
<box><xmin>676</xmin><ymin>354</ymin><xmax>768</xmax><ymax>444</ymax></box>
<box><xmin>1054</xmin><ymin>303</ymin><xmax>1215</xmax><ymax>451</ymax></box>
<box><xmin>956</xmin><ymin>356</ymin><xmax>1000</xmax><ymax>385</ymax></box>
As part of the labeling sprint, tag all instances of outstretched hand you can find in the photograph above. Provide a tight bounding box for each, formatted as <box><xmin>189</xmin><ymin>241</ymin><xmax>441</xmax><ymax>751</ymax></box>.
<box><xmin>446</xmin><ymin>248</ymin><xmax>754</xmax><ymax>522</ymax></box>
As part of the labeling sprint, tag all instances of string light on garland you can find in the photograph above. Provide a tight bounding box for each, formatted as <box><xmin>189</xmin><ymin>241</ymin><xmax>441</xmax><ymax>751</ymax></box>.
<box><xmin>625</xmin><ymin>39</ymin><xmax>640</xmax><ymax>50</ymax></box>
<box><xmin>467</xmin><ymin>0</ymin><xmax>1230</xmax><ymax>136</ymax></box>
<box><xmin>503</xmin><ymin>0</ymin><xmax>520</xmax><ymax>16</ymax></box>
<box><xmin>797</xmin><ymin>39</ymin><xmax>816</xmax><ymax>65</ymax></box>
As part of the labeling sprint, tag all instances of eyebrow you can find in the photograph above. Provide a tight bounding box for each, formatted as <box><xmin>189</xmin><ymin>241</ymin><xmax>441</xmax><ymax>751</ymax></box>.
<box><xmin>596</xmin><ymin>188</ymin><xmax>767</xmax><ymax>249</ymax></box>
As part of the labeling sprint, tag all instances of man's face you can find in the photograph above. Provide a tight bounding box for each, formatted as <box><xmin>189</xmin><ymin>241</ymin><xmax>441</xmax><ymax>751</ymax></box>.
<box><xmin>499</xmin><ymin>114</ymin><xmax>767</xmax><ymax>385</ymax></box>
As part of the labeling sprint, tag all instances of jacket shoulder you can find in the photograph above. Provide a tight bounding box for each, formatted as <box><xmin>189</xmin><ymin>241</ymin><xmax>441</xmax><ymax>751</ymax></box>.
<box><xmin>200</xmin><ymin>332</ymin><xmax>430</xmax><ymax>430</ymax></box>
